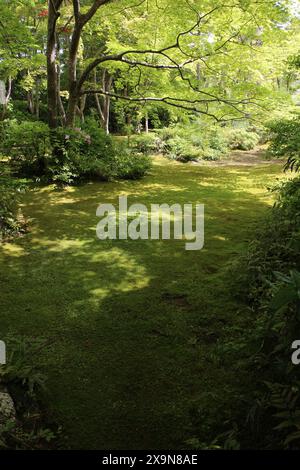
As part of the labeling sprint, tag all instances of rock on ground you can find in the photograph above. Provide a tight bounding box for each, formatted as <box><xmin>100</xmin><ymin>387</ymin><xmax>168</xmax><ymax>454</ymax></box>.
<box><xmin>0</xmin><ymin>390</ymin><xmax>16</xmax><ymax>425</ymax></box>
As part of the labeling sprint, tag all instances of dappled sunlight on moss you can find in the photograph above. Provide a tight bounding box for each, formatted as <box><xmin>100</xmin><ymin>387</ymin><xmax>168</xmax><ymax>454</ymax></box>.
<box><xmin>28</xmin><ymin>237</ymin><xmax>88</xmax><ymax>252</ymax></box>
<box><xmin>91</xmin><ymin>248</ymin><xmax>150</xmax><ymax>293</ymax></box>
<box><xmin>0</xmin><ymin>156</ymin><xmax>288</xmax><ymax>449</ymax></box>
<box><xmin>1</xmin><ymin>243</ymin><xmax>27</xmax><ymax>257</ymax></box>
<box><xmin>213</xmin><ymin>235</ymin><xmax>227</xmax><ymax>241</ymax></box>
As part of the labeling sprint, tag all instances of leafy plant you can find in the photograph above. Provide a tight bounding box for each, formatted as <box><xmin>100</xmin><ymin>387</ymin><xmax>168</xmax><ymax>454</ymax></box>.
<box><xmin>267</xmin><ymin>116</ymin><xmax>300</xmax><ymax>171</ymax></box>
<box><xmin>1</xmin><ymin>118</ymin><xmax>151</xmax><ymax>184</ymax></box>
<box><xmin>0</xmin><ymin>170</ymin><xmax>26</xmax><ymax>239</ymax></box>
<box><xmin>0</xmin><ymin>336</ymin><xmax>47</xmax><ymax>395</ymax></box>
<box><xmin>226</xmin><ymin>128</ymin><xmax>260</xmax><ymax>151</ymax></box>
<box><xmin>266</xmin><ymin>382</ymin><xmax>300</xmax><ymax>448</ymax></box>
<box><xmin>166</xmin><ymin>136</ymin><xmax>201</xmax><ymax>162</ymax></box>
<box><xmin>227</xmin><ymin>172</ymin><xmax>300</xmax><ymax>447</ymax></box>
<box><xmin>115</xmin><ymin>150</ymin><xmax>152</xmax><ymax>179</ymax></box>
<box><xmin>0</xmin><ymin>335</ymin><xmax>61</xmax><ymax>450</ymax></box>
<box><xmin>2</xmin><ymin>120</ymin><xmax>51</xmax><ymax>176</ymax></box>
<box><xmin>155</xmin><ymin>124</ymin><xmax>231</xmax><ymax>162</ymax></box>
<box><xmin>269</xmin><ymin>270</ymin><xmax>300</xmax><ymax>314</ymax></box>
<box><xmin>130</xmin><ymin>133</ymin><xmax>159</xmax><ymax>154</ymax></box>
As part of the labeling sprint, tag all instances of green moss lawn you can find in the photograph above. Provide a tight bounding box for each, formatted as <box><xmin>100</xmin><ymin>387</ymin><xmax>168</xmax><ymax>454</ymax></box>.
<box><xmin>0</xmin><ymin>156</ymin><xmax>289</xmax><ymax>449</ymax></box>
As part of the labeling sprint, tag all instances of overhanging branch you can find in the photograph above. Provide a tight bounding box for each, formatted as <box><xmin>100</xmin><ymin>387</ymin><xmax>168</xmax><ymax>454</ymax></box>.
<box><xmin>81</xmin><ymin>88</ymin><xmax>253</xmax><ymax>122</ymax></box>
<box><xmin>77</xmin><ymin>8</ymin><xmax>221</xmax><ymax>90</ymax></box>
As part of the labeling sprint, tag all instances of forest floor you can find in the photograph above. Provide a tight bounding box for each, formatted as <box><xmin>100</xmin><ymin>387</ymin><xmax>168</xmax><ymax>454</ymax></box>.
<box><xmin>0</xmin><ymin>155</ymin><xmax>290</xmax><ymax>449</ymax></box>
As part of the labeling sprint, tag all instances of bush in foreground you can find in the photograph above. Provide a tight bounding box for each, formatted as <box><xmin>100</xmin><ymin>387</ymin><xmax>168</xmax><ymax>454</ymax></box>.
<box><xmin>189</xmin><ymin>165</ymin><xmax>299</xmax><ymax>449</ymax></box>
<box><xmin>222</xmin><ymin>175</ymin><xmax>300</xmax><ymax>449</ymax></box>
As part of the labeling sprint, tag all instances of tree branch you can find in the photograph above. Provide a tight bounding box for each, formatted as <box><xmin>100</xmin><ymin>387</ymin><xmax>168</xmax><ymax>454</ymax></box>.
<box><xmin>81</xmin><ymin>88</ymin><xmax>252</xmax><ymax>122</ymax></box>
<box><xmin>73</xmin><ymin>0</ymin><xmax>80</xmax><ymax>21</ymax></box>
<box><xmin>77</xmin><ymin>9</ymin><xmax>221</xmax><ymax>90</ymax></box>
<box><xmin>81</xmin><ymin>0</ymin><xmax>113</xmax><ymax>26</ymax></box>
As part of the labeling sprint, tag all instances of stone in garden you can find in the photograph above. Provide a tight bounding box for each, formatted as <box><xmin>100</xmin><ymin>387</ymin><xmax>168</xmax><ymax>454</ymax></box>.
<box><xmin>0</xmin><ymin>391</ymin><xmax>16</xmax><ymax>424</ymax></box>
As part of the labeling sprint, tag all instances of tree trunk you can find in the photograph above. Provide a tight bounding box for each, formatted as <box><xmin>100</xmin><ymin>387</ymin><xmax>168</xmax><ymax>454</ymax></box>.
<box><xmin>57</xmin><ymin>68</ymin><xmax>66</xmax><ymax>126</ymax></box>
<box><xmin>27</xmin><ymin>91</ymin><xmax>34</xmax><ymax>115</ymax></box>
<box><xmin>145</xmin><ymin>112</ymin><xmax>149</xmax><ymax>133</ymax></box>
<box><xmin>35</xmin><ymin>79</ymin><xmax>40</xmax><ymax>119</ymax></box>
<box><xmin>56</xmin><ymin>35</ymin><xmax>66</xmax><ymax>126</ymax></box>
<box><xmin>94</xmin><ymin>69</ymin><xmax>104</xmax><ymax>122</ymax></box>
<box><xmin>66</xmin><ymin>22</ymin><xmax>82</xmax><ymax>127</ymax></box>
<box><xmin>101</xmin><ymin>70</ymin><xmax>112</xmax><ymax>134</ymax></box>
<box><xmin>75</xmin><ymin>95</ymin><xmax>87</xmax><ymax>123</ymax></box>
<box><xmin>0</xmin><ymin>77</ymin><xmax>12</xmax><ymax>120</ymax></box>
<box><xmin>46</xmin><ymin>1</ymin><xmax>60</xmax><ymax>128</ymax></box>
<box><xmin>93</xmin><ymin>69</ymin><xmax>112</xmax><ymax>134</ymax></box>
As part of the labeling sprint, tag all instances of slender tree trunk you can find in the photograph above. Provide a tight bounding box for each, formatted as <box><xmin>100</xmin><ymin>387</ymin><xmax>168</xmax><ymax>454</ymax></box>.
<box><xmin>103</xmin><ymin>99</ymin><xmax>110</xmax><ymax>134</ymax></box>
<box><xmin>94</xmin><ymin>69</ymin><xmax>104</xmax><ymax>123</ymax></box>
<box><xmin>56</xmin><ymin>35</ymin><xmax>66</xmax><ymax>126</ymax></box>
<box><xmin>46</xmin><ymin>1</ymin><xmax>61</xmax><ymax>128</ymax></box>
<box><xmin>76</xmin><ymin>95</ymin><xmax>87</xmax><ymax>123</ymax></box>
<box><xmin>145</xmin><ymin>112</ymin><xmax>149</xmax><ymax>133</ymax></box>
<box><xmin>27</xmin><ymin>90</ymin><xmax>34</xmax><ymax>115</ymax></box>
<box><xmin>103</xmin><ymin>80</ymin><xmax>112</xmax><ymax>135</ymax></box>
<box><xmin>66</xmin><ymin>21</ymin><xmax>82</xmax><ymax>127</ymax></box>
<box><xmin>95</xmin><ymin>93</ymin><xmax>104</xmax><ymax>121</ymax></box>
<box><xmin>93</xmin><ymin>69</ymin><xmax>112</xmax><ymax>134</ymax></box>
<box><xmin>101</xmin><ymin>70</ymin><xmax>112</xmax><ymax>134</ymax></box>
<box><xmin>35</xmin><ymin>79</ymin><xmax>40</xmax><ymax>119</ymax></box>
<box><xmin>0</xmin><ymin>77</ymin><xmax>12</xmax><ymax>120</ymax></box>
<box><xmin>57</xmin><ymin>66</ymin><xmax>66</xmax><ymax>126</ymax></box>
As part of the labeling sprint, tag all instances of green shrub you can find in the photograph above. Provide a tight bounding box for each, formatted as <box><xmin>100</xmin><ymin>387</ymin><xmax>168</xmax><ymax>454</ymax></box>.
<box><xmin>221</xmin><ymin>175</ymin><xmax>300</xmax><ymax>449</ymax></box>
<box><xmin>208</xmin><ymin>128</ymin><xmax>229</xmax><ymax>154</ymax></box>
<box><xmin>226</xmin><ymin>128</ymin><xmax>260</xmax><ymax>151</ymax></box>
<box><xmin>232</xmin><ymin>177</ymin><xmax>300</xmax><ymax>305</ymax></box>
<box><xmin>2</xmin><ymin>118</ymin><xmax>151</xmax><ymax>184</ymax></box>
<box><xmin>156</xmin><ymin>124</ymin><xmax>229</xmax><ymax>162</ymax></box>
<box><xmin>0</xmin><ymin>172</ymin><xmax>26</xmax><ymax>240</ymax></box>
<box><xmin>4</xmin><ymin>100</ymin><xmax>48</xmax><ymax>123</ymax></box>
<box><xmin>0</xmin><ymin>335</ymin><xmax>61</xmax><ymax>449</ymax></box>
<box><xmin>50</xmin><ymin>128</ymin><xmax>151</xmax><ymax>184</ymax></box>
<box><xmin>198</xmin><ymin>148</ymin><xmax>221</xmax><ymax>161</ymax></box>
<box><xmin>130</xmin><ymin>133</ymin><xmax>159</xmax><ymax>154</ymax></box>
<box><xmin>166</xmin><ymin>136</ymin><xmax>201</xmax><ymax>162</ymax></box>
<box><xmin>157</xmin><ymin>127</ymin><xmax>179</xmax><ymax>142</ymax></box>
<box><xmin>267</xmin><ymin>116</ymin><xmax>300</xmax><ymax>171</ymax></box>
<box><xmin>115</xmin><ymin>151</ymin><xmax>152</xmax><ymax>179</ymax></box>
<box><xmin>2</xmin><ymin>120</ymin><xmax>51</xmax><ymax>176</ymax></box>
<box><xmin>48</xmin><ymin>125</ymin><xmax>117</xmax><ymax>183</ymax></box>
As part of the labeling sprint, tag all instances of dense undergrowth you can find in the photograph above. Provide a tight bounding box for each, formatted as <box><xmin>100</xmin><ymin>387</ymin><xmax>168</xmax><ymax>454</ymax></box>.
<box><xmin>0</xmin><ymin>170</ymin><xmax>27</xmax><ymax>241</ymax></box>
<box><xmin>130</xmin><ymin>124</ymin><xmax>261</xmax><ymax>162</ymax></box>
<box><xmin>191</xmin><ymin>116</ymin><xmax>300</xmax><ymax>450</ymax></box>
<box><xmin>0</xmin><ymin>118</ymin><xmax>151</xmax><ymax>186</ymax></box>
<box><xmin>187</xmin><ymin>175</ymin><xmax>300</xmax><ymax>449</ymax></box>
<box><xmin>0</xmin><ymin>336</ymin><xmax>61</xmax><ymax>449</ymax></box>
<box><xmin>268</xmin><ymin>114</ymin><xmax>300</xmax><ymax>172</ymax></box>
<box><xmin>233</xmin><ymin>177</ymin><xmax>300</xmax><ymax>449</ymax></box>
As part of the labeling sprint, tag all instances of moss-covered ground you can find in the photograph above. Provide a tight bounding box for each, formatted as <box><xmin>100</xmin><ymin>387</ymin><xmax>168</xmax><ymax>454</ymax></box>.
<box><xmin>0</xmin><ymin>156</ymin><xmax>289</xmax><ymax>449</ymax></box>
